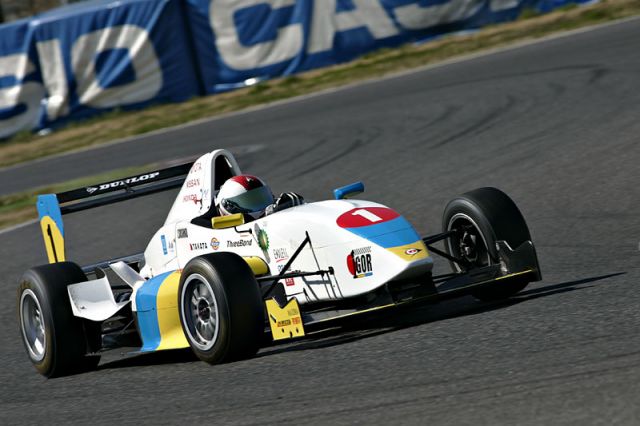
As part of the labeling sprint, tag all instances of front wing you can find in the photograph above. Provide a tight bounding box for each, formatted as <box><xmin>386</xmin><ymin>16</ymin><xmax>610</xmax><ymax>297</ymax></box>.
<box><xmin>266</xmin><ymin>238</ymin><xmax>541</xmax><ymax>338</ymax></box>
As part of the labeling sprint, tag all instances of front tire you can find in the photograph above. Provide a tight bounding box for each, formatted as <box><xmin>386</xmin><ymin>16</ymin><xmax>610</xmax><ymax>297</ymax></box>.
<box><xmin>17</xmin><ymin>262</ymin><xmax>100</xmax><ymax>377</ymax></box>
<box><xmin>443</xmin><ymin>187</ymin><xmax>533</xmax><ymax>301</ymax></box>
<box><xmin>178</xmin><ymin>253</ymin><xmax>264</xmax><ymax>364</ymax></box>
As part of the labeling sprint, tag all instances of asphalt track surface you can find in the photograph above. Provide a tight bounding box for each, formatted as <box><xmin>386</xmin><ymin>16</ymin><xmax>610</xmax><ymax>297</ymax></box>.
<box><xmin>1</xmin><ymin>18</ymin><xmax>640</xmax><ymax>425</ymax></box>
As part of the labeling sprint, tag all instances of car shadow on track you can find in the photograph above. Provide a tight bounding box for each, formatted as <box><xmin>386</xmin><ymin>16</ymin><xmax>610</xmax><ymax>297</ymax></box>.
<box><xmin>97</xmin><ymin>348</ymin><xmax>199</xmax><ymax>371</ymax></box>
<box><xmin>97</xmin><ymin>272</ymin><xmax>624</xmax><ymax>369</ymax></box>
<box><xmin>257</xmin><ymin>272</ymin><xmax>626</xmax><ymax>357</ymax></box>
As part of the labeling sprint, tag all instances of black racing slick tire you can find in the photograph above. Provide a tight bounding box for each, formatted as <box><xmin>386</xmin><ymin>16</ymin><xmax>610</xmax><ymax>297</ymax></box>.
<box><xmin>17</xmin><ymin>262</ymin><xmax>100</xmax><ymax>377</ymax></box>
<box><xmin>178</xmin><ymin>252</ymin><xmax>264</xmax><ymax>364</ymax></box>
<box><xmin>443</xmin><ymin>187</ymin><xmax>532</xmax><ymax>301</ymax></box>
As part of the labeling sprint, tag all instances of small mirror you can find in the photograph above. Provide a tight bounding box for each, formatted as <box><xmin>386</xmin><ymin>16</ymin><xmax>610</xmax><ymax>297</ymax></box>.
<box><xmin>211</xmin><ymin>213</ymin><xmax>245</xmax><ymax>229</ymax></box>
<box><xmin>333</xmin><ymin>182</ymin><xmax>364</xmax><ymax>200</ymax></box>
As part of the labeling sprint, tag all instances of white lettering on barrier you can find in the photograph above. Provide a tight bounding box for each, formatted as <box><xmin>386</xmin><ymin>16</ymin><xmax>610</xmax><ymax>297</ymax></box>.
<box><xmin>0</xmin><ymin>54</ymin><xmax>45</xmax><ymax>139</ymax></box>
<box><xmin>0</xmin><ymin>0</ymin><xmax>528</xmax><ymax>138</ymax></box>
<box><xmin>490</xmin><ymin>0</ymin><xmax>520</xmax><ymax>11</ymax></box>
<box><xmin>36</xmin><ymin>39</ymin><xmax>69</xmax><ymax>121</ymax></box>
<box><xmin>71</xmin><ymin>25</ymin><xmax>162</xmax><ymax>109</ymax></box>
<box><xmin>308</xmin><ymin>0</ymin><xmax>398</xmax><ymax>54</ymax></box>
<box><xmin>210</xmin><ymin>0</ymin><xmax>303</xmax><ymax>70</ymax></box>
<box><xmin>393</xmin><ymin>0</ymin><xmax>484</xmax><ymax>30</ymax></box>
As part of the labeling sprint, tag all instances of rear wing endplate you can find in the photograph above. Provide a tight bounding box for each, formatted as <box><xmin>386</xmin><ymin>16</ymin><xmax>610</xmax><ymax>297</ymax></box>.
<box><xmin>37</xmin><ymin>161</ymin><xmax>193</xmax><ymax>264</ymax></box>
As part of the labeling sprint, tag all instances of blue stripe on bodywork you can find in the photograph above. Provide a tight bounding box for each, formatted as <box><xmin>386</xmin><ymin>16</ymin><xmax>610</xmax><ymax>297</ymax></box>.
<box><xmin>344</xmin><ymin>216</ymin><xmax>420</xmax><ymax>248</ymax></box>
<box><xmin>136</xmin><ymin>271</ymin><xmax>172</xmax><ymax>352</ymax></box>
<box><xmin>368</xmin><ymin>228</ymin><xmax>422</xmax><ymax>248</ymax></box>
<box><xmin>36</xmin><ymin>194</ymin><xmax>64</xmax><ymax>237</ymax></box>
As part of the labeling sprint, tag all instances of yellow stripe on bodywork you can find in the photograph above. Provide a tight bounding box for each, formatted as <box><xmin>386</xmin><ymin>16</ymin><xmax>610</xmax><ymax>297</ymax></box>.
<box><xmin>386</xmin><ymin>240</ymin><xmax>429</xmax><ymax>261</ymax></box>
<box><xmin>151</xmin><ymin>258</ymin><xmax>268</xmax><ymax>351</ymax></box>
<box><xmin>40</xmin><ymin>216</ymin><xmax>65</xmax><ymax>263</ymax></box>
<box><xmin>243</xmin><ymin>256</ymin><xmax>269</xmax><ymax>276</ymax></box>
<box><xmin>155</xmin><ymin>271</ymin><xmax>189</xmax><ymax>350</ymax></box>
<box><xmin>495</xmin><ymin>269</ymin><xmax>535</xmax><ymax>281</ymax></box>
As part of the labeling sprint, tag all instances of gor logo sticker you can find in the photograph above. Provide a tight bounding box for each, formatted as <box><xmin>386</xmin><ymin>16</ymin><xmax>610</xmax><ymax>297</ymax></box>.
<box><xmin>347</xmin><ymin>247</ymin><xmax>373</xmax><ymax>279</ymax></box>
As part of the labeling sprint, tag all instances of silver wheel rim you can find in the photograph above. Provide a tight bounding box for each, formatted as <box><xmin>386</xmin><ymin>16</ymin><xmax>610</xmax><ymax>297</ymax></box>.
<box><xmin>446</xmin><ymin>212</ymin><xmax>491</xmax><ymax>273</ymax></box>
<box><xmin>20</xmin><ymin>289</ymin><xmax>46</xmax><ymax>362</ymax></box>
<box><xmin>181</xmin><ymin>274</ymin><xmax>219</xmax><ymax>351</ymax></box>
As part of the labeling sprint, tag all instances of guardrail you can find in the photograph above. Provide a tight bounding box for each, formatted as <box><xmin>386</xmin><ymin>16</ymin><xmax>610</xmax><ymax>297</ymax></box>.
<box><xmin>0</xmin><ymin>0</ymin><xmax>588</xmax><ymax>139</ymax></box>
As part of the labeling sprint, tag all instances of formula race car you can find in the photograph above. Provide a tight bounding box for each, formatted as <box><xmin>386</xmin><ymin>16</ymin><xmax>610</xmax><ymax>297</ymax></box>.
<box><xmin>17</xmin><ymin>149</ymin><xmax>541</xmax><ymax>377</ymax></box>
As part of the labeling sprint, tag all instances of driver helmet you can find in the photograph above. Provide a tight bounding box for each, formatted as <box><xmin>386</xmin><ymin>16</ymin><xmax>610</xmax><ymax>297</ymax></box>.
<box><xmin>216</xmin><ymin>175</ymin><xmax>274</xmax><ymax>220</ymax></box>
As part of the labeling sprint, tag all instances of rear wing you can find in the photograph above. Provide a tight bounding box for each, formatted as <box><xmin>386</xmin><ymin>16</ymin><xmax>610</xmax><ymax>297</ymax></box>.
<box><xmin>36</xmin><ymin>161</ymin><xmax>194</xmax><ymax>264</ymax></box>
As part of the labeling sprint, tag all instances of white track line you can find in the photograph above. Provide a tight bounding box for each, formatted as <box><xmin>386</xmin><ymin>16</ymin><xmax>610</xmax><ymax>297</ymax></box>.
<box><xmin>0</xmin><ymin>218</ymin><xmax>38</xmax><ymax>235</ymax></box>
<box><xmin>2</xmin><ymin>15</ymin><xmax>638</xmax><ymax>175</ymax></box>
<box><xmin>1</xmin><ymin>15</ymin><xmax>638</xmax><ymax>235</ymax></box>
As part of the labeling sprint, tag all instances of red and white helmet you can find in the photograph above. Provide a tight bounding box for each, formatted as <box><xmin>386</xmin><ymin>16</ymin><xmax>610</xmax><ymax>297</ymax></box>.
<box><xmin>216</xmin><ymin>175</ymin><xmax>274</xmax><ymax>219</ymax></box>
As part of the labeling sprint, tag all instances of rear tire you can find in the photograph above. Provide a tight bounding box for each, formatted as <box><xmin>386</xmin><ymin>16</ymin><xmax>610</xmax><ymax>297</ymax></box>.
<box><xmin>17</xmin><ymin>262</ymin><xmax>100</xmax><ymax>377</ymax></box>
<box><xmin>178</xmin><ymin>253</ymin><xmax>264</xmax><ymax>364</ymax></box>
<box><xmin>443</xmin><ymin>187</ymin><xmax>532</xmax><ymax>301</ymax></box>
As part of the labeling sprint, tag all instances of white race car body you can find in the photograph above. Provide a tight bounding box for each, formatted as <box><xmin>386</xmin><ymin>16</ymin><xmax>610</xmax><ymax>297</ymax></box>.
<box><xmin>143</xmin><ymin>199</ymin><xmax>433</xmax><ymax>303</ymax></box>
<box><xmin>24</xmin><ymin>147</ymin><xmax>542</xmax><ymax>377</ymax></box>
<box><xmin>139</xmin><ymin>149</ymin><xmax>432</xmax><ymax>304</ymax></box>
<box><xmin>38</xmin><ymin>149</ymin><xmax>433</xmax><ymax>353</ymax></box>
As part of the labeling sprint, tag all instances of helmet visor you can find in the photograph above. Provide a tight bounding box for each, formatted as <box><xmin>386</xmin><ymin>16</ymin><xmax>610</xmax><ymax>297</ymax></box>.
<box><xmin>222</xmin><ymin>186</ymin><xmax>274</xmax><ymax>215</ymax></box>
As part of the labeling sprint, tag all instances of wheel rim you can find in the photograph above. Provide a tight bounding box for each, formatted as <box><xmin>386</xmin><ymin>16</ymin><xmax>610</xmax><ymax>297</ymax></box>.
<box><xmin>447</xmin><ymin>213</ymin><xmax>491</xmax><ymax>272</ymax></box>
<box><xmin>20</xmin><ymin>289</ymin><xmax>46</xmax><ymax>362</ymax></box>
<box><xmin>181</xmin><ymin>274</ymin><xmax>219</xmax><ymax>351</ymax></box>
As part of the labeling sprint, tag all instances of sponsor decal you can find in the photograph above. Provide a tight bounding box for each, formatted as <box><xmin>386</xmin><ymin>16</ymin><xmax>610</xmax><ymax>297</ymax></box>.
<box><xmin>257</xmin><ymin>228</ymin><xmax>269</xmax><ymax>251</ymax></box>
<box><xmin>210</xmin><ymin>237</ymin><xmax>220</xmax><ymax>250</ymax></box>
<box><xmin>277</xmin><ymin>264</ymin><xmax>295</xmax><ymax>286</ymax></box>
<box><xmin>87</xmin><ymin>172</ymin><xmax>160</xmax><ymax>193</ymax></box>
<box><xmin>177</xmin><ymin>228</ymin><xmax>188</xmax><ymax>239</ymax></box>
<box><xmin>405</xmin><ymin>248</ymin><xmax>422</xmax><ymax>256</ymax></box>
<box><xmin>160</xmin><ymin>235</ymin><xmax>168</xmax><ymax>255</ymax></box>
<box><xmin>186</xmin><ymin>178</ymin><xmax>200</xmax><ymax>188</ymax></box>
<box><xmin>347</xmin><ymin>246</ymin><xmax>373</xmax><ymax>279</ymax></box>
<box><xmin>189</xmin><ymin>162</ymin><xmax>202</xmax><ymax>175</ymax></box>
<box><xmin>182</xmin><ymin>193</ymin><xmax>202</xmax><ymax>206</ymax></box>
<box><xmin>273</xmin><ymin>248</ymin><xmax>289</xmax><ymax>263</ymax></box>
<box><xmin>227</xmin><ymin>239</ymin><xmax>252</xmax><ymax>248</ymax></box>
<box><xmin>287</xmin><ymin>307</ymin><xmax>298</xmax><ymax>316</ymax></box>
<box><xmin>189</xmin><ymin>242</ymin><xmax>208</xmax><ymax>251</ymax></box>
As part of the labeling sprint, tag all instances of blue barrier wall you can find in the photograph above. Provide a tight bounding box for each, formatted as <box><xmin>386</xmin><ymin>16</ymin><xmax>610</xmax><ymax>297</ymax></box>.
<box><xmin>0</xmin><ymin>0</ymin><xmax>591</xmax><ymax>138</ymax></box>
<box><xmin>0</xmin><ymin>0</ymin><xmax>200</xmax><ymax>138</ymax></box>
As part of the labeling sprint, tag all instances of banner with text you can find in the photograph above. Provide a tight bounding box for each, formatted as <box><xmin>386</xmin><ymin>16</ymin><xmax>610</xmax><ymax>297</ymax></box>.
<box><xmin>0</xmin><ymin>0</ymin><xmax>589</xmax><ymax>138</ymax></box>
<box><xmin>0</xmin><ymin>0</ymin><xmax>200</xmax><ymax>139</ymax></box>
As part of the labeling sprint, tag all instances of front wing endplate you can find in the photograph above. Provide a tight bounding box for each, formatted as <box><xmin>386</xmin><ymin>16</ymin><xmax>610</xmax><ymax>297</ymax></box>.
<box><xmin>266</xmin><ymin>297</ymin><xmax>305</xmax><ymax>341</ymax></box>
